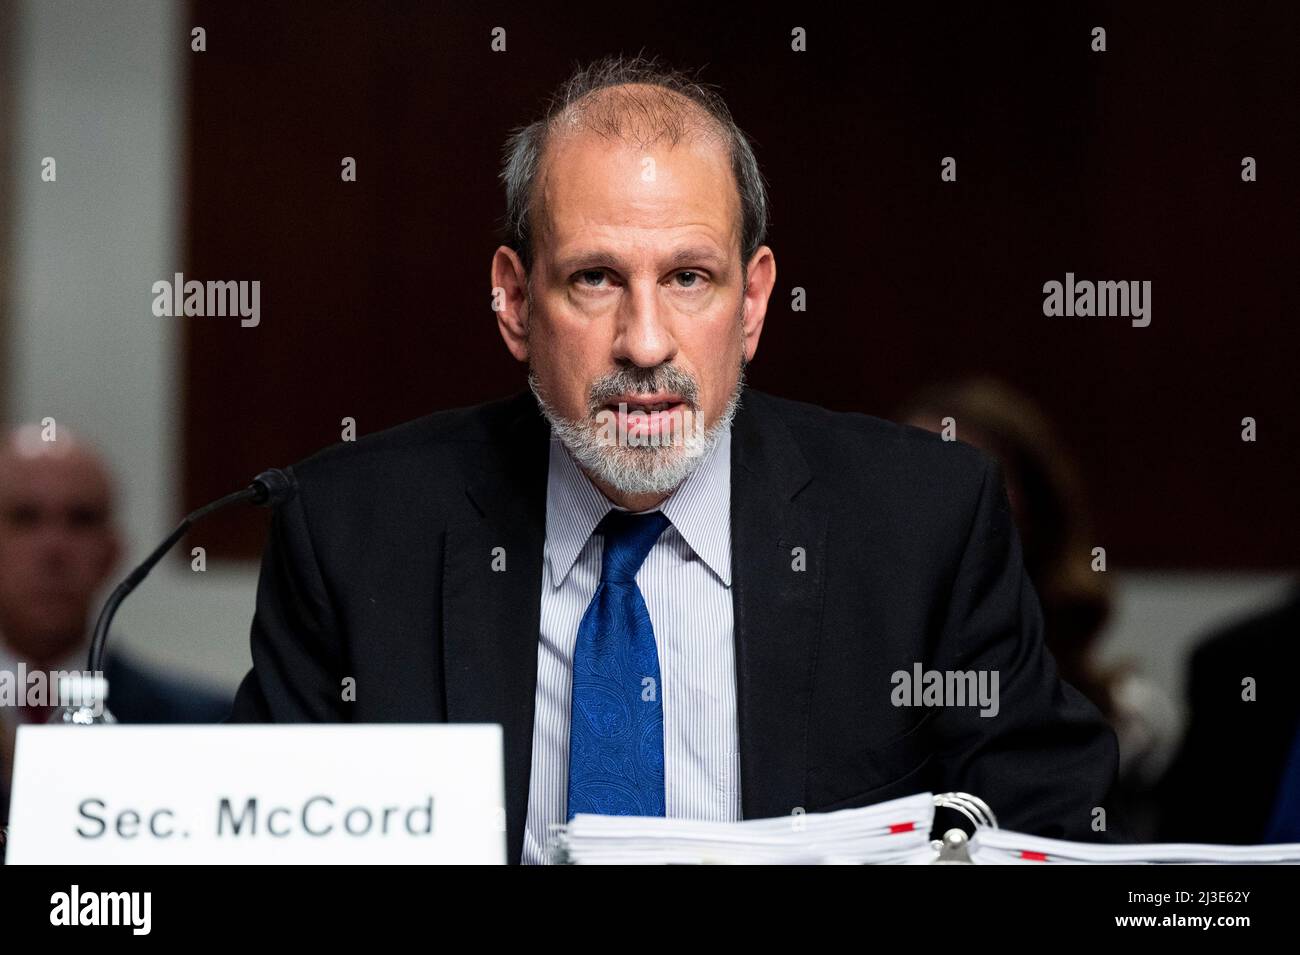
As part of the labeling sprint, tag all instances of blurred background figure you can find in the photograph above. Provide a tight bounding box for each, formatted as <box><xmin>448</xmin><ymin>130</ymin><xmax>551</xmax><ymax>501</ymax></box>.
<box><xmin>1158</xmin><ymin>584</ymin><xmax>1300</xmax><ymax>844</ymax></box>
<box><xmin>901</xmin><ymin>378</ymin><xmax>1180</xmax><ymax>840</ymax></box>
<box><xmin>0</xmin><ymin>425</ymin><xmax>231</xmax><ymax>853</ymax></box>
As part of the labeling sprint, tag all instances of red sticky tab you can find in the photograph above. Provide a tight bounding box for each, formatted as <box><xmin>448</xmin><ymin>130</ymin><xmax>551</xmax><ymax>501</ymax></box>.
<box><xmin>1020</xmin><ymin>851</ymin><xmax>1049</xmax><ymax>862</ymax></box>
<box><xmin>889</xmin><ymin>822</ymin><xmax>916</xmax><ymax>834</ymax></box>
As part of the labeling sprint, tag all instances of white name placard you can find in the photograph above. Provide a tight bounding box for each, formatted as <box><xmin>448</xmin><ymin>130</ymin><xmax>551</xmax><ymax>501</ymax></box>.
<box><xmin>6</xmin><ymin>724</ymin><xmax>506</xmax><ymax>864</ymax></box>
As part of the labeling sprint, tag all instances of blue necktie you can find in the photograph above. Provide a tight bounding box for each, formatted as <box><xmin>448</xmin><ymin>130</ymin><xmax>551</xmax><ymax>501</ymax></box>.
<box><xmin>567</xmin><ymin>509</ymin><xmax>672</xmax><ymax>819</ymax></box>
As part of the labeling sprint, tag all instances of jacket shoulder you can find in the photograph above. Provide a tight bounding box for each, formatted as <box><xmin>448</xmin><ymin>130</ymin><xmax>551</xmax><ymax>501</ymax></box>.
<box><xmin>1188</xmin><ymin>588</ymin><xmax>1300</xmax><ymax>677</ymax></box>
<box><xmin>292</xmin><ymin>391</ymin><xmax>533</xmax><ymax>477</ymax></box>
<box><xmin>279</xmin><ymin>391</ymin><xmax>542</xmax><ymax>526</ymax></box>
<box><xmin>744</xmin><ymin>388</ymin><xmax>993</xmax><ymax>487</ymax></box>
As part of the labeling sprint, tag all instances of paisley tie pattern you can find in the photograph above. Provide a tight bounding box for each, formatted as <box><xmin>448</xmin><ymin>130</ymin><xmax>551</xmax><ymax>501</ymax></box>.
<box><xmin>567</xmin><ymin>509</ymin><xmax>672</xmax><ymax>819</ymax></box>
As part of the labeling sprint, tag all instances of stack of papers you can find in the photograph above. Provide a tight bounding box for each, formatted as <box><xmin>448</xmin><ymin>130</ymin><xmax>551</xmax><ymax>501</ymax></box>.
<box><xmin>551</xmin><ymin>787</ymin><xmax>1300</xmax><ymax>864</ymax></box>
<box><xmin>971</xmin><ymin>828</ymin><xmax>1300</xmax><ymax>864</ymax></box>
<box><xmin>550</xmin><ymin>791</ymin><xmax>935</xmax><ymax>864</ymax></box>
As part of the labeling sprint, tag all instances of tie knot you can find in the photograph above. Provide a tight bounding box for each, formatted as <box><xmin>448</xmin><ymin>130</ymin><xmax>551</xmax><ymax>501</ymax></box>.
<box><xmin>596</xmin><ymin>509</ymin><xmax>671</xmax><ymax>584</ymax></box>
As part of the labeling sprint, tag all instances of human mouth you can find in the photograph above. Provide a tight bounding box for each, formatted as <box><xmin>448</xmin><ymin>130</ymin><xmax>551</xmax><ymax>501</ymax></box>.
<box><xmin>599</xmin><ymin>394</ymin><xmax>692</xmax><ymax>438</ymax></box>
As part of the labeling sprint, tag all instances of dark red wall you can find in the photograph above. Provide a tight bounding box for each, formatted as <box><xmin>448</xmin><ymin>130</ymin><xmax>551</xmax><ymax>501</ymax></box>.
<box><xmin>184</xmin><ymin>2</ymin><xmax>1300</xmax><ymax>566</ymax></box>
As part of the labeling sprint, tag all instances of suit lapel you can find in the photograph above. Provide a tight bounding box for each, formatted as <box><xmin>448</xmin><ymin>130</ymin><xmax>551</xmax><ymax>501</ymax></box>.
<box><xmin>730</xmin><ymin>389</ymin><xmax>827</xmax><ymax>820</ymax></box>
<box><xmin>441</xmin><ymin>394</ymin><xmax>549</xmax><ymax>865</ymax></box>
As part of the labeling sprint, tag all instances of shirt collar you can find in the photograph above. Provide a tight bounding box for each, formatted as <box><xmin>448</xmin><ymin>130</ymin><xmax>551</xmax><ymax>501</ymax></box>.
<box><xmin>544</xmin><ymin>423</ymin><xmax>732</xmax><ymax>589</ymax></box>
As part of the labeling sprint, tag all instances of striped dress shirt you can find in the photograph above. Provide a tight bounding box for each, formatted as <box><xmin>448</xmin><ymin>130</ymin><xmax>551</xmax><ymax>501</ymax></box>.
<box><xmin>521</xmin><ymin>424</ymin><xmax>740</xmax><ymax>864</ymax></box>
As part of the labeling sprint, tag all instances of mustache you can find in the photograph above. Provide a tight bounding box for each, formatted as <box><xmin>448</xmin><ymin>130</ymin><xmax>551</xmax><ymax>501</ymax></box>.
<box><xmin>585</xmin><ymin>365</ymin><xmax>699</xmax><ymax>415</ymax></box>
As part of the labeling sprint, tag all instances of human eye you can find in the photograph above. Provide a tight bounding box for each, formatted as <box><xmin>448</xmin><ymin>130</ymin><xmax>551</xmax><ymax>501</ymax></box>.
<box><xmin>671</xmin><ymin>269</ymin><xmax>708</xmax><ymax>289</ymax></box>
<box><xmin>573</xmin><ymin>268</ymin><xmax>611</xmax><ymax>289</ymax></box>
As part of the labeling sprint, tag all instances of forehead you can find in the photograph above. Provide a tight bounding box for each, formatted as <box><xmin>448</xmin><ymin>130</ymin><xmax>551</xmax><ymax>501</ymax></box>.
<box><xmin>536</xmin><ymin>129</ymin><xmax>740</xmax><ymax>257</ymax></box>
<box><xmin>0</xmin><ymin>450</ymin><xmax>113</xmax><ymax>507</ymax></box>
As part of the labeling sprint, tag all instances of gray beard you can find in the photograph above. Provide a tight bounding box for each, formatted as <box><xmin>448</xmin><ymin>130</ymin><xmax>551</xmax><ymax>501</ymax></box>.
<box><xmin>528</xmin><ymin>366</ymin><xmax>745</xmax><ymax>497</ymax></box>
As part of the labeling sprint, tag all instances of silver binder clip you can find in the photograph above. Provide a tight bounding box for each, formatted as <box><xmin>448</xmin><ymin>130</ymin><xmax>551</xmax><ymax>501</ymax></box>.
<box><xmin>932</xmin><ymin>791</ymin><xmax>999</xmax><ymax>829</ymax></box>
<box><xmin>931</xmin><ymin>827</ymin><xmax>973</xmax><ymax>864</ymax></box>
<box><xmin>930</xmin><ymin>792</ymin><xmax>998</xmax><ymax>864</ymax></box>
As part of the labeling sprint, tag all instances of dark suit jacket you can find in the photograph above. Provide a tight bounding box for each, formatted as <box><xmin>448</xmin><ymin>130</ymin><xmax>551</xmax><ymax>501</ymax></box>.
<box><xmin>230</xmin><ymin>387</ymin><xmax>1119</xmax><ymax>861</ymax></box>
<box><xmin>1158</xmin><ymin>587</ymin><xmax>1300</xmax><ymax>843</ymax></box>
<box><xmin>103</xmin><ymin>651</ymin><xmax>233</xmax><ymax>725</ymax></box>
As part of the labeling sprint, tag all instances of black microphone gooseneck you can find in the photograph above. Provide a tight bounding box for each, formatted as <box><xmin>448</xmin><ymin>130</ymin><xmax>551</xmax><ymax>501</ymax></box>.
<box><xmin>86</xmin><ymin>468</ymin><xmax>298</xmax><ymax>674</ymax></box>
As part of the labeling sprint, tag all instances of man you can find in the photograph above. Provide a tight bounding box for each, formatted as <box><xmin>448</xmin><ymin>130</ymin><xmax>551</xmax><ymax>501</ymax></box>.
<box><xmin>0</xmin><ymin>425</ymin><xmax>232</xmax><ymax>851</ymax></box>
<box><xmin>1158</xmin><ymin>585</ymin><xmax>1300</xmax><ymax>843</ymax></box>
<box><xmin>230</xmin><ymin>56</ymin><xmax>1119</xmax><ymax>863</ymax></box>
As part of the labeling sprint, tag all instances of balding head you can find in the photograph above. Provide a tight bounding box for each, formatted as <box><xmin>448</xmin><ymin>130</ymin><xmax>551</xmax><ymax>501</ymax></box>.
<box><xmin>534</xmin><ymin>82</ymin><xmax>736</xmax><ymax>257</ymax></box>
<box><xmin>0</xmin><ymin>425</ymin><xmax>120</xmax><ymax>666</ymax></box>
<box><xmin>553</xmin><ymin>81</ymin><xmax>726</xmax><ymax>147</ymax></box>
<box><xmin>499</xmin><ymin>55</ymin><xmax>769</xmax><ymax>274</ymax></box>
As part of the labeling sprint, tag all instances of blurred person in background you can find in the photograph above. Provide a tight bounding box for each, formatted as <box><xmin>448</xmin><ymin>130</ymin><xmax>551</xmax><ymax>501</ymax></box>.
<box><xmin>0</xmin><ymin>424</ymin><xmax>231</xmax><ymax>856</ymax></box>
<box><xmin>902</xmin><ymin>378</ymin><xmax>1179</xmax><ymax>840</ymax></box>
<box><xmin>1158</xmin><ymin>584</ymin><xmax>1300</xmax><ymax>844</ymax></box>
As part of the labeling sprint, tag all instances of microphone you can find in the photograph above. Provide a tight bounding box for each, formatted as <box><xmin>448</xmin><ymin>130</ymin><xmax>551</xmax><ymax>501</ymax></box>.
<box><xmin>86</xmin><ymin>468</ymin><xmax>298</xmax><ymax>675</ymax></box>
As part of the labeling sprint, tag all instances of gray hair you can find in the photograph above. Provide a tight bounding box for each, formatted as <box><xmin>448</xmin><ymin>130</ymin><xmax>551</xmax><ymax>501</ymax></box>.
<box><xmin>499</xmin><ymin>54</ymin><xmax>769</xmax><ymax>272</ymax></box>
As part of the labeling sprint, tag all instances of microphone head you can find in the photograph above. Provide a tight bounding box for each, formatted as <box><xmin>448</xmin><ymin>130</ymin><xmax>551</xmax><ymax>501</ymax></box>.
<box><xmin>251</xmin><ymin>467</ymin><xmax>298</xmax><ymax>507</ymax></box>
